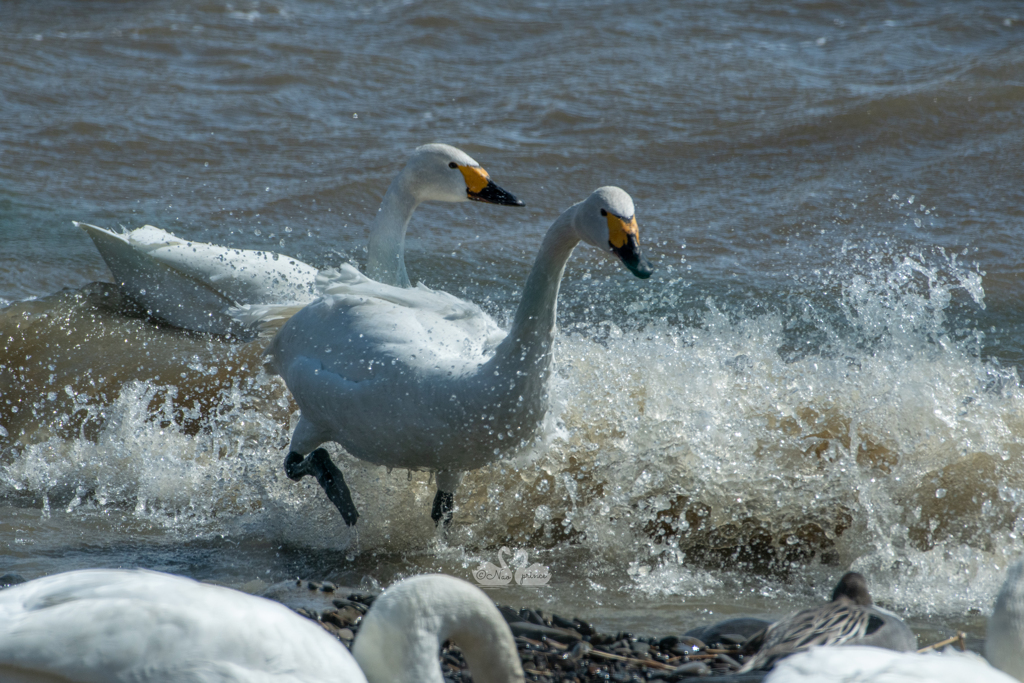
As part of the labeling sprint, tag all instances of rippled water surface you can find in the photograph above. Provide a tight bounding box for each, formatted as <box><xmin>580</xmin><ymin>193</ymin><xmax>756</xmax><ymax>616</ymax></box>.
<box><xmin>3</xmin><ymin>0</ymin><xmax>1024</xmax><ymax>646</ymax></box>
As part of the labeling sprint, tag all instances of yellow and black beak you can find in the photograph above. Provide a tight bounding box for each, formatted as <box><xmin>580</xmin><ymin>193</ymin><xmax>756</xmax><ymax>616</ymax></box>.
<box><xmin>458</xmin><ymin>165</ymin><xmax>525</xmax><ymax>207</ymax></box>
<box><xmin>607</xmin><ymin>213</ymin><xmax>654</xmax><ymax>279</ymax></box>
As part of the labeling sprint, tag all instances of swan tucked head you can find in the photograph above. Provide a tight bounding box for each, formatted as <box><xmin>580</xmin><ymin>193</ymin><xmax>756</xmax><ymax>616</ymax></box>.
<box><xmin>352</xmin><ymin>574</ymin><xmax>524</xmax><ymax>683</ymax></box>
<box><xmin>575</xmin><ymin>186</ymin><xmax>654</xmax><ymax>279</ymax></box>
<box><xmin>404</xmin><ymin>143</ymin><xmax>524</xmax><ymax>207</ymax></box>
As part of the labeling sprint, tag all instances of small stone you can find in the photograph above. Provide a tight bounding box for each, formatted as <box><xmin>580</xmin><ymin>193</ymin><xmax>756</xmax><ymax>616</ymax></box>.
<box><xmin>658</xmin><ymin>636</ymin><xmax>679</xmax><ymax>650</ymax></box>
<box><xmin>331</xmin><ymin>598</ymin><xmax>367</xmax><ymax>613</ymax></box>
<box><xmin>671</xmin><ymin>661</ymin><xmax>710</xmax><ymax>677</ymax></box>
<box><xmin>347</xmin><ymin>592</ymin><xmax>376</xmax><ymax>606</ymax></box>
<box><xmin>714</xmin><ymin>653</ymin><xmax>741</xmax><ymax>670</ymax></box>
<box><xmin>509</xmin><ymin>622</ymin><xmax>582</xmax><ymax>643</ymax></box>
<box><xmin>629</xmin><ymin>641</ymin><xmax>650</xmax><ymax>655</ymax></box>
<box><xmin>501</xmin><ymin>605</ymin><xmax>527</xmax><ymax>623</ymax></box>
<box><xmin>718</xmin><ymin>633</ymin><xmax>748</xmax><ymax>646</ymax></box>
<box><xmin>306</xmin><ymin>581</ymin><xmax>321</xmax><ymax>591</ymax></box>
<box><xmin>319</xmin><ymin>581</ymin><xmax>337</xmax><ymax>592</ymax></box>
<box><xmin>0</xmin><ymin>573</ymin><xmax>26</xmax><ymax>588</ymax></box>
<box><xmin>337</xmin><ymin>628</ymin><xmax>354</xmax><ymax>641</ymax></box>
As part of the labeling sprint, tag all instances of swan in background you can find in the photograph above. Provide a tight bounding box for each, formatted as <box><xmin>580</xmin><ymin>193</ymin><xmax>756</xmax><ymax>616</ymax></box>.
<box><xmin>76</xmin><ymin>143</ymin><xmax>523</xmax><ymax>337</ymax></box>
<box><xmin>0</xmin><ymin>568</ymin><xmax>524</xmax><ymax>683</ymax></box>
<box><xmin>256</xmin><ymin>186</ymin><xmax>653</xmax><ymax>526</ymax></box>
<box><xmin>738</xmin><ymin>572</ymin><xmax>917</xmax><ymax>672</ymax></box>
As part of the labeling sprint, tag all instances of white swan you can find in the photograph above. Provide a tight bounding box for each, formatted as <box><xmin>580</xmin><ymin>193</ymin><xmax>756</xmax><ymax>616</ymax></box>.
<box><xmin>738</xmin><ymin>572</ymin><xmax>916</xmax><ymax>672</ymax></box>
<box><xmin>259</xmin><ymin>187</ymin><xmax>653</xmax><ymax>525</ymax></box>
<box><xmin>988</xmin><ymin>555</ymin><xmax>1024</xmax><ymax>680</ymax></box>
<box><xmin>0</xmin><ymin>569</ymin><xmax>524</xmax><ymax>683</ymax></box>
<box><xmin>763</xmin><ymin>557</ymin><xmax>1024</xmax><ymax>682</ymax></box>
<box><xmin>76</xmin><ymin>143</ymin><xmax>523</xmax><ymax>337</ymax></box>
<box><xmin>762</xmin><ymin>645</ymin><xmax>1018</xmax><ymax>683</ymax></box>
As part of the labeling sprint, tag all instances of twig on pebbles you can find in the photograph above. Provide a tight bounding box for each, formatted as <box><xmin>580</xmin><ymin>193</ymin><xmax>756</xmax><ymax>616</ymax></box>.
<box><xmin>917</xmin><ymin>631</ymin><xmax>967</xmax><ymax>653</ymax></box>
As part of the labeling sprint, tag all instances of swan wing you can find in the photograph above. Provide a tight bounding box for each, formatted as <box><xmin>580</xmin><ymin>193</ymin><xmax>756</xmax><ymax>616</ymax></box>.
<box><xmin>267</xmin><ymin>264</ymin><xmax>505</xmax><ymax>383</ymax></box>
<box><xmin>77</xmin><ymin>222</ymin><xmax>318</xmax><ymax>336</ymax></box>
<box><xmin>0</xmin><ymin>569</ymin><xmax>363</xmax><ymax>683</ymax></box>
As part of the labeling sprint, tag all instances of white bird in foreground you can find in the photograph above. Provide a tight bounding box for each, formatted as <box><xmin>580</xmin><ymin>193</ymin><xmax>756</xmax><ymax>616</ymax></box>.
<box><xmin>762</xmin><ymin>645</ymin><xmax>1019</xmax><ymax>683</ymax></box>
<box><xmin>258</xmin><ymin>187</ymin><xmax>653</xmax><ymax>526</ymax></box>
<box><xmin>738</xmin><ymin>572</ymin><xmax>917</xmax><ymax>672</ymax></box>
<box><xmin>0</xmin><ymin>569</ymin><xmax>524</xmax><ymax>683</ymax></box>
<box><xmin>763</xmin><ymin>557</ymin><xmax>1024</xmax><ymax>682</ymax></box>
<box><xmin>76</xmin><ymin>143</ymin><xmax>523</xmax><ymax>337</ymax></box>
<box><xmin>988</xmin><ymin>555</ymin><xmax>1024</xmax><ymax>680</ymax></box>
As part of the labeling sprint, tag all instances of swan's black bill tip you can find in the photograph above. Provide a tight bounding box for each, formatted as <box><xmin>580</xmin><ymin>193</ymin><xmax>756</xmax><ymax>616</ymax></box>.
<box><xmin>469</xmin><ymin>180</ymin><xmax>524</xmax><ymax>207</ymax></box>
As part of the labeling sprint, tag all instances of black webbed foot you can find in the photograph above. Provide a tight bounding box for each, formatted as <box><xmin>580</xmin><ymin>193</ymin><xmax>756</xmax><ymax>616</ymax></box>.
<box><xmin>283</xmin><ymin>448</ymin><xmax>359</xmax><ymax>526</ymax></box>
<box><xmin>431</xmin><ymin>489</ymin><xmax>455</xmax><ymax>528</ymax></box>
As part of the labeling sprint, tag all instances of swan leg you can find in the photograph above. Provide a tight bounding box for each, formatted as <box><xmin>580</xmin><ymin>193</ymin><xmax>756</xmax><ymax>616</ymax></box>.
<box><xmin>284</xmin><ymin>449</ymin><xmax>359</xmax><ymax>526</ymax></box>
<box><xmin>431</xmin><ymin>470</ymin><xmax>463</xmax><ymax>528</ymax></box>
<box><xmin>431</xmin><ymin>490</ymin><xmax>455</xmax><ymax>528</ymax></box>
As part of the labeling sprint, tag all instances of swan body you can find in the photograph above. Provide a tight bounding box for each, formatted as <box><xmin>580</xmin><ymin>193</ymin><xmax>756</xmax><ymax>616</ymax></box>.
<box><xmin>77</xmin><ymin>143</ymin><xmax>522</xmax><ymax>337</ymax></box>
<box><xmin>261</xmin><ymin>186</ymin><xmax>653</xmax><ymax>524</ymax></box>
<box><xmin>763</xmin><ymin>645</ymin><xmax>1019</xmax><ymax>683</ymax></box>
<box><xmin>988</xmin><ymin>556</ymin><xmax>1024</xmax><ymax>680</ymax></box>
<box><xmin>0</xmin><ymin>569</ymin><xmax>523</xmax><ymax>683</ymax></box>
<box><xmin>0</xmin><ymin>568</ymin><xmax>359</xmax><ymax>683</ymax></box>
<box><xmin>739</xmin><ymin>572</ymin><xmax>916</xmax><ymax>672</ymax></box>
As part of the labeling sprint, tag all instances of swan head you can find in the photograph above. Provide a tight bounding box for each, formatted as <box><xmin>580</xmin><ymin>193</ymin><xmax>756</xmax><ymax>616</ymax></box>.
<box><xmin>404</xmin><ymin>143</ymin><xmax>524</xmax><ymax>207</ymax></box>
<box><xmin>575</xmin><ymin>186</ymin><xmax>654</xmax><ymax>279</ymax></box>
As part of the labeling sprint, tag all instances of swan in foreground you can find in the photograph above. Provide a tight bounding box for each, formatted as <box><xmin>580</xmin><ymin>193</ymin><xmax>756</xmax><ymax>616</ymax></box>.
<box><xmin>989</xmin><ymin>555</ymin><xmax>1024</xmax><ymax>680</ymax></box>
<box><xmin>762</xmin><ymin>645</ymin><xmax>1019</xmax><ymax>683</ymax></box>
<box><xmin>738</xmin><ymin>572</ymin><xmax>916</xmax><ymax>672</ymax></box>
<box><xmin>0</xmin><ymin>569</ymin><xmax>524</xmax><ymax>683</ymax></box>
<box><xmin>258</xmin><ymin>186</ymin><xmax>653</xmax><ymax>525</ymax></box>
<box><xmin>76</xmin><ymin>143</ymin><xmax>523</xmax><ymax>337</ymax></box>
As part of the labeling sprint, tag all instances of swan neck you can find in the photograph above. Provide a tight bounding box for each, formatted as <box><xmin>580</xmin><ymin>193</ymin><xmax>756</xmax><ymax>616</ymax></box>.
<box><xmin>352</xmin><ymin>578</ymin><xmax>523</xmax><ymax>683</ymax></box>
<box><xmin>494</xmin><ymin>207</ymin><xmax>579</xmax><ymax>364</ymax></box>
<box><xmin>366</xmin><ymin>173</ymin><xmax>420</xmax><ymax>288</ymax></box>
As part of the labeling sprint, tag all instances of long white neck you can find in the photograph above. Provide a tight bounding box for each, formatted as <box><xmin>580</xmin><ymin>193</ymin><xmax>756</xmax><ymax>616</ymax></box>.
<box><xmin>484</xmin><ymin>205</ymin><xmax>580</xmax><ymax>380</ymax></box>
<box><xmin>351</xmin><ymin>575</ymin><xmax>523</xmax><ymax>683</ymax></box>
<box><xmin>365</xmin><ymin>171</ymin><xmax>421</xmax><ymax>288</ymax></box>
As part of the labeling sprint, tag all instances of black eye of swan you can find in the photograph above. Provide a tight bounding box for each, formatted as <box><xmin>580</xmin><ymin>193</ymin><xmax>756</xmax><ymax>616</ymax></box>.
<box><xmin>449</xmin><ymin>162</ymin><xmax>458</xmax><ymax>169</ymax></box>
<box><xmin>600</xmin><ymin>209</ymin><xmax>607</xmax><ymax>216</ymax></box>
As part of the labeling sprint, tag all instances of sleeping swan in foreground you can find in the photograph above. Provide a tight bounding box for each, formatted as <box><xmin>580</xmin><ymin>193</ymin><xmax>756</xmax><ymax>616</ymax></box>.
<box><xmin>76</xmin><ymin>143</ymin><xmax>522</xmax><ymax>337</ymax></box>
<box><xmin>0</xmin><ymin>569</ymin><xmax>524</xmax><ymax>683</ymax></box>
<box><xmin>762</xmin><ymin>557</ymin><xmax>1024</xmax><ymax>682</ymax></box>
<box><xmin>255</xmin><ymin>186</ymin><xmax>653</xmax><ymax>526</ymax></box>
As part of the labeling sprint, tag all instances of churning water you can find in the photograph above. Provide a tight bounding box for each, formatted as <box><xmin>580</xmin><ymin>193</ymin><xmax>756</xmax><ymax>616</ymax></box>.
<box><xmin>2</xmin><ymin>0</ymin><xmax>1024</xmax><ymax>644</ymax></box>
